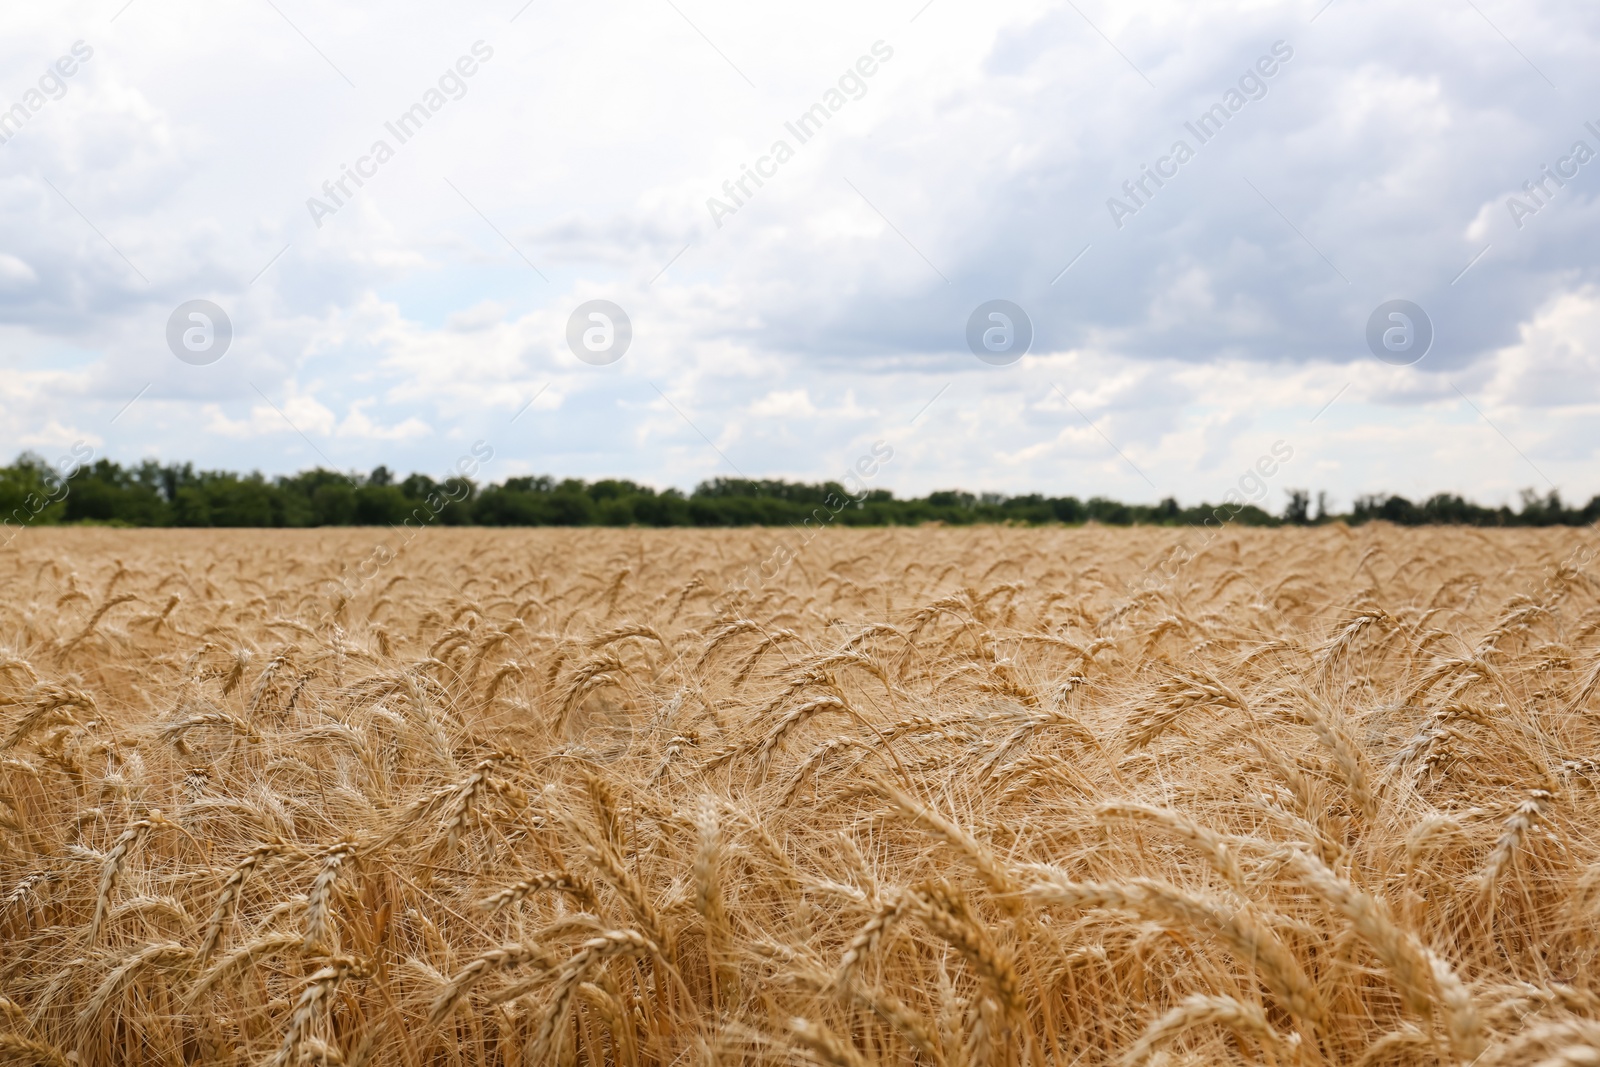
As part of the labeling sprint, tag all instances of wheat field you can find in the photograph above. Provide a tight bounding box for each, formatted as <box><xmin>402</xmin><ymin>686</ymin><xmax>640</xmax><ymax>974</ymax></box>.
<box><xmin>2</xmin><ymin>524</ymin><xmax>1600</xmax><ymax>1067</ymax></box>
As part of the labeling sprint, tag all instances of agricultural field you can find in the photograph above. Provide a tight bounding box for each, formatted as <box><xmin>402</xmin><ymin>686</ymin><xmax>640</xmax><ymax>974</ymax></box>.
<box><xmin>3</xmin><ymin>524</ymin><xmax>1600</xmax><ymax>1066</ymax></box>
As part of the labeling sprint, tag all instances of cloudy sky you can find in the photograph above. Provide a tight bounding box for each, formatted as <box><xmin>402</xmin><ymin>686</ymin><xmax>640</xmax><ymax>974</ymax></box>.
<box><xmin>2</xmin><ymin>0</ymin><xmax>1598</xmax><ymax>510</ymax></box>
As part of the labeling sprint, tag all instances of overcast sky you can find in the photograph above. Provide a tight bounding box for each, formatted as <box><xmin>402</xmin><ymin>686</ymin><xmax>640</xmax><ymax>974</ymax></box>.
<box><xmin>2</xmin><ymin>0</ymin><xmax>1598</xmax><ymax>509</ymax></box>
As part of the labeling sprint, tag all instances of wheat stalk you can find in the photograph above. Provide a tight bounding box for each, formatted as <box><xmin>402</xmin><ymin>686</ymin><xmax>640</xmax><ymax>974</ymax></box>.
<box><xmin>428</xmin><ymin>943</ymin><xmax>553</xmax><ymax>1026</ymax></box>
<box><xmin>0</xmin><ymin>1033</ymin><xmax>72</xmax><ymax>1067</ymax></box>
<box><xmin>86</xmin><ymin>812</ymin><xmax>168</xmax><ymax>944</ymax></box>
<box><xmin>787</xmin><ymin>1017</ymin><xmax>873</xmax><ymax>1067</ymax></box>
<box><xmin>530</xmin><ymin>930</ymin><xmax>662</xmax><ymax>1064</ymax></box>
<box><xmin>271</xmin><ymin>956</ymin><xmax>370</xmax><ymax>1067</ymax></box>
<box><xmin>305</xmin><ymin>840</ymin><xmax>356</xmax><ymax>951</ymax></box>
<box><xmin>76</xmin><ymin>942</ymin><xmax>193</xmax><ymax>1048</ymax></box>
<box><xmin>199</xmin><ymin>841</ymin><xmax>308</xmax><ymax>959</ymax></box>
<box><xmin>1121</xmin><ymin>993</ymin><xmax>1285</xmax><ymax>1066</ymax></box>
<box><xmin>1026</xmin><ymin>868</ymin><xmax>1329</xmax><ymax>1031</ymax></box>
<box><xmin>187</xmin><ymin>932</ymin><xmax>306</xmax><ymax>1005</ymax></box>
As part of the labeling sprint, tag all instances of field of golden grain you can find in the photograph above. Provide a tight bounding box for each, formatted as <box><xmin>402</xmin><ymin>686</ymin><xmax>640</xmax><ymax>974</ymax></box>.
<box><xmin>3</xmin><ymin>524</ymin><xmax>1600</xmax><ymax>1067</ymax></box>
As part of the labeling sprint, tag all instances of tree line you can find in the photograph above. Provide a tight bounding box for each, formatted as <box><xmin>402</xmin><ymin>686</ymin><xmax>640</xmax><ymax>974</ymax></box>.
<box><xmin>2</xmin><ymin>453</ymin><xmax>1597</xmax><ymax>530</ymax></box>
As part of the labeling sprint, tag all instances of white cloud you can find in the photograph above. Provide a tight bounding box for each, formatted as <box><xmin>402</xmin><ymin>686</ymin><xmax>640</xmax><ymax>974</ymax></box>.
<box><xmin>204</xmin><ymin>394</ymin><xmax>337</xmax><ymax>438</ymax></box>
<box><xmin>749</xmin><ymin>389</ymin><xmax>818</xmax><ymax>417</ymax></box>
<box><xmin>1487</xmin><ymin>286</ymin><xmax>1600</xmax><ymax>409</ymax></box>
<box><xmin>17</xmin><ymin>419</ymin><xmax>101</xmax><ymax>452</ymax></box>
<box><xmin>0</xmin><ymin>254</ymin><xmax>38</xmax><ymax>288</ymax></box>
<box><xmin>336</xmin><ymin>400</ymin><xmax>431</xmax><ymax>440</ymax></box>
